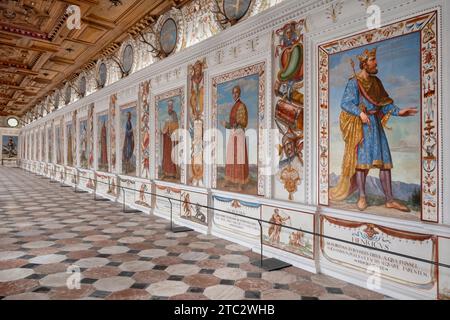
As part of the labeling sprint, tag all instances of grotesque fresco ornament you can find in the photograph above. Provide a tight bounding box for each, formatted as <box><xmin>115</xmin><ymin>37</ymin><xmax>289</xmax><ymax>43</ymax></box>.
<box><xmin>139</xmin><ymin>81</ymin><xmax>151</xmax><ymax>179</ymax></box>
<box><xmin>318</xmin><ymin>12</ymin><xmax>439</xmax><ymax>223</ymax></box>
<box><xmin>273</xmin><ymin>20</ymin><xmax>306</xmax><ymax>201</ymax></box>
<box><xmin>187</xmin><ymin>59</ymin><xmax>206</xmax><ymax>187</ymax></box>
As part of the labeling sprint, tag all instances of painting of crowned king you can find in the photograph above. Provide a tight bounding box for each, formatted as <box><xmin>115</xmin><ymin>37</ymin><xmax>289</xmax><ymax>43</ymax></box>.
<box><xmin>319</xmin><ymin>12</ymin><xmax>439</xmax><ymax>222</ymax></box>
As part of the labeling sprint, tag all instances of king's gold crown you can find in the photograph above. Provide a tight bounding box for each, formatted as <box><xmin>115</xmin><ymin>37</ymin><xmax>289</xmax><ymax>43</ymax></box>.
<box><xmin>357</xmin><ymin>48</ymin><xmax>377</xmax><ymax>63</ymax></box>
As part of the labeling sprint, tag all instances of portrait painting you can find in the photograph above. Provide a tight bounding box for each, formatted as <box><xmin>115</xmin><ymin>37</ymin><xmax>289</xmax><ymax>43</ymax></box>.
<box><xmin>79</xmin><ymin>118</ymin><xmax>89</xmax><ymax>169</ymax></box>
<box><xmin>156</xmin><ymin>89</ymin><xmax>184</xmax><ymax>183</ymax></box>
<box><xmin>48</xmin><ymin>126</ymin><xmax>53</xmax><ymax>163</ymax></box>
<box><xmin>261</xmin><ymin>205</ymin><xmax>314</xmax><ymax>259</ymax></box>
<box><xmin>181</xmin><ymin>191</ymin><xmax>208</xmax><ymax>226</ymax></box>
<box><xmin>55</xmin><ymin>126</ymin><xmax>61</xmax><ymax>164</ymax></box>
<box><xmin>2</xmin><ymin>135</ymin><xmax>18</xmax><ymax>159</ymax></box>
<box><xmin>120</xmin><ymin>104</ymin><xmax>137</xmax><ymax>176</ymax></box>
<box><xmin>66</xmin><ymin>122</ymin><xmax>73</xmax><ymax>166</ymax></box>
<box><xmin>135</xmin><ymin>182</ymin><xmax>152</xmax><ymax>208</ymax></box>
<box><xmin>212</xmin><ymin>62</ymin><xmax>265</xmax><ymax>196</ymax></box>
<box><xmin>97</xmin><ymin>113</ymin><xmax>109</xmax><ymax>172</ymax></box>
<box><xmin>160</xmin><ymin>18</ymin><xmax>178</xmax><ymax>55</ymax></box>
<box><xmin>222</xmin><ymin>0</ymin><xmax>252</xmax><ymax>23</ymax></box>
<box><xmin>318</xmin><ymin>12</ymin><xmax>438</xmax><ymax>222</ymax></box>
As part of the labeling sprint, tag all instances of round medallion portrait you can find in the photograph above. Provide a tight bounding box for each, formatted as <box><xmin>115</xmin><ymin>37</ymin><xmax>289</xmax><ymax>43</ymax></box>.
<box><xmin>159</xmin><ymin>18</ymin><xmax>178</xmax><ymax>55</ymax></box>
<box><xmin>122</xmin><ymin>44</ymin><xmax>134</xmax><ymax>74</ymax></box>
<box><xmin>98</xmin><ymin>62</ymin><xmax>107</xmax><ymax>87</ymax></box>
<box><xmin>223</xmin><ymin>0</ymin><xmax>252</xmax><ymax>22</ymax></box>
<box><xmin>79</xmin><ymin>76</ymin><xmax>86</xmax><ymax>97</ymax></box>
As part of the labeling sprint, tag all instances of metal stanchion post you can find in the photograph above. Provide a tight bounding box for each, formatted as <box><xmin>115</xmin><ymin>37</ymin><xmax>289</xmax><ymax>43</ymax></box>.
<box><xmin>94</xmin><ymin>174</ymin><xmax>109</xmax><ymax>202</ymax></box>
<box><xmin>121</xmin><ymin>185</ymin><xmax>140</xmax><ymax>213</ymax></box>
<box><xmin>251</xmin><ymin>218</ymin><xmax>291</xmax><ymax>271</ymax></box>
<box><xmin>168</xmin><ymin>197</ymin><xmax>193</xmax><ymax>233</ymax></box>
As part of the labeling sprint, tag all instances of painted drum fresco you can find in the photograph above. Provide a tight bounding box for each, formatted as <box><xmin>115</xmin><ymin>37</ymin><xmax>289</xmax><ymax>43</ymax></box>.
<box><xmin>97</xmin><ymin>112</ymin><xmax>109</xmax><ymax>172</ymax></box>
<box><xmin>212</xmin><ymin>62</ymin><xmax>265</xmax><ymax>196</ymax></box>
<box><xmin>120</xmin><ymin>104</ymin><xmax>138</xmax><ymax>176</ymax></box>
<box><xmin>79</xmin><ymin>118</ymin><xmax>89</xmax><ymax>169</ymax></box>
<box><xmin>273</xmin><ymin>19</ymin><xmax>306</xmax><ymax>202</ymax></box>
<box><xmin>187</xmin><ymin>59</ymin><xmax>206</xmax><ymax>187</ymax></box>
<box><xmin>318</xmin><ymin>12</ymin><xmax>439</xmax><ymax>222</ymax></box>
<box><xmin>2</xmin><ymin>135</ymin><xmax>18</xmax><ymax>159</ymax></box>
<box><xmin>66</xmin><ymin>122</ymin><xmax>73</xmax><ymax>166</ymax></box>
<box><xmin>139</xmin><ymin>81</ymin><xmax>151</xmax><ymax>179</ymax></box>
<box><xmin>181</xmin><ymin>190</ymin><xmax>208</xmax><ymax>226</ymax></box>
<box><xmin>261</xmin><ymin>205</ymin><xmax>314</xmax><ymax>259</ymax></box>
<box><xmin>156</xmin><ymin>88</ymin><xmax>184</xmax><ymax>184</ymax></box>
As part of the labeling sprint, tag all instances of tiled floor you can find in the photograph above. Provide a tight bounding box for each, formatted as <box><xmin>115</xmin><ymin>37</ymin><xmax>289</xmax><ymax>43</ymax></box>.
<box><xmin>0</xmin><ymin>167</ymin><xmax>387</xmax><ymax>300</ymax></box>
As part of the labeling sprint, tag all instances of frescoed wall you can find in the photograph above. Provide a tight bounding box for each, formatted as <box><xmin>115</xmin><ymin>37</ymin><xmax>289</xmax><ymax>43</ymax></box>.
<box><xmin>19</xmin><ymin>0</ymin><xmax>449</xmax><ymax>300</ymax></box>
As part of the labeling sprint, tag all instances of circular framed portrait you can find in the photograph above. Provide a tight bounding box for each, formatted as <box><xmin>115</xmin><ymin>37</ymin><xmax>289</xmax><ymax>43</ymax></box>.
<box><xmin>122</xmin><ymin>44</ymin><xmax>134</xmax><ymax>74</ymax></box>
<box><xmin>223</xmin><ymin>0</ymin><xmax>252</xmax><ymax>22</ymax></box>
<box><xmin>98</xmin><ymin>62</ymin><xmax>107</xmax><ymax>87</ymax></box>
<box><xmin>159</xmin><ymin>18</ymin><xmax>178</xmax><ymax>56</ymax></box>
<box><xmin>79</xmin><ymin>76</ymin><xmax>86</xmax><ymax>97</ymax></box>
<box><xmin>7</xmin><ymin>117</ymin><xmax>18</xmax><ymax>128</ymax></box>
<box><xmin>64</xmin><ymin>85</ymin><xmax>71</xmax><ymax>104</ymax></box>
<box><xmin>54</xmin><ymin>91</ymin><xmax>60</xmax><ymax>109</ymax></box>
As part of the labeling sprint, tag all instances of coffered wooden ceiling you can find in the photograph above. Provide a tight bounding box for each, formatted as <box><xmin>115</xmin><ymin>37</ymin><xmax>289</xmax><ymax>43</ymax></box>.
<box><xmin>0</xmin><ymin>0</ymin><xmax>192</xmax><ymax>117</ymax></box>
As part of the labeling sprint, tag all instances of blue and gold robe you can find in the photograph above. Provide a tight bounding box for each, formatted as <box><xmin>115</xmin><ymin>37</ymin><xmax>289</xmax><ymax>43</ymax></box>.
<box><xmin>330</xmin><ymin>74</ymin><xmax>399</xmax><ymax>201</ymax></box>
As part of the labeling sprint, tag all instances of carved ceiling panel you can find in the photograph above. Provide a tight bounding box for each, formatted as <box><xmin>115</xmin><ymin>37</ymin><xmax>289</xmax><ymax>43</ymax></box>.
<box><xmin>0</xmin><ymin>0</ymin><xmax>192</xmax><ymax>117</ymax></box>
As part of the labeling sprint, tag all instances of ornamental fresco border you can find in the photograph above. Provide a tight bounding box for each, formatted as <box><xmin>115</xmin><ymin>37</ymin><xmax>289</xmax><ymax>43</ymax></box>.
<box><xmin>139</xmin><ymin>80</ymin><xmax>151</xmax><ymax>179</ymax></box>
<box><xmin>318</xmin><ymin>11</ymin><xmax>439</xmax><ymax>223</ymax></box>
<box><xmin>211</xmin><ymin>61</ymin><xmax>266</xmax><ymax>196</ymax></box>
